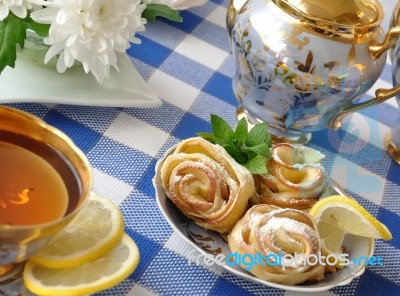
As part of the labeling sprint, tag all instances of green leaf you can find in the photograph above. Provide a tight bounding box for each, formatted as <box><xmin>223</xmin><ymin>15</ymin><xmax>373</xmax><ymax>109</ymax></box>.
<box><xmin>221</xmin><ymin>143</ymin><xmax>247</xmax><ymax>164</ymax></box>
<box><xmin>196</xmin><ymin>132</ymin><xmax>216</xmax><ymax>143</ymax></box>
<box><xmin>234</xmin><ymin>118</ymin><xmax>248</xmax><ymax>146</ymax></box>
<box><xmin>0</xmin><ymin>14</ymin><xmax>28</xmax><ymax>73</ymax></box>
<box><xmin>198</xmin><ymin>114</ymin><xmax>272</xmax><ymax>174</ymax></box>
<box><xmin>243</xmin><ymin>155</ymin><xmax>268</xmax><ymax>174</ymax></box>
<box><xmin>142</xmin><ymin>4</ymin><xmax>183</xmax><ymax>23</ymax></box>
<box><xmin>211</xmin><ymin>114</ymin><xmax>234</xmax><ymax>140</ymax></box>
<box><xmin>28</xmin><ymin>17</ymin><xmax>50</xmax><ymax>37</ymax></box>
<box><xmin>246</xmin><ymin>122</ymin><xmax>269</xmax><ymax>146</ymax></box>
<box><xmin>242</xmin><ymin>143</ymin><xmax>272</xmax><ymax>159</ymax></box>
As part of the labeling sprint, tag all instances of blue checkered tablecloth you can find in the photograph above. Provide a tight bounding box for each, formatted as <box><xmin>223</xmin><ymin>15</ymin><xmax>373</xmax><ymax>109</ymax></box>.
<box><xmin>3</xmin><ymin>0</ymin><xmax>400</xmax><ymax>295</ymax></box>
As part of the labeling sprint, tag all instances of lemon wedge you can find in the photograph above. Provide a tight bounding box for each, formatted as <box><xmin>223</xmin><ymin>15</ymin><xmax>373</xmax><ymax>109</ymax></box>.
<box><xmin>309</xmin><ymin>195</ymin><xmax>392</xmax><ymax>255</ymax></box>
<box><xmin>29</xmin><ymin>194</ymin><xmax>124</xmax><ymax>269</ymax></box>
<box><xmin>24</xmin><ymin>233</ymin><xmax>140</xmax><ymax>296</ymax></box>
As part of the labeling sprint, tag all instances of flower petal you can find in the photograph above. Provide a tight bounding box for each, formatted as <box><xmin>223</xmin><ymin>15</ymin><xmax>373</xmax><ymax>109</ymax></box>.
<box><xmin>0</xmin><ymin>4</ymin><xmax>9</xmax><ymax>21</ymax></box>
<box><xmin>44</xmin><ymin>42</ymin><xmax>65</xmax><ymax>63</ymax></box>
<box><xmin>56</xmin><ymin>52</ymin><xmax>68</xmax><ymax>73</ymax></box>
<box><xmin>31</xmin><ymin>7</ymin><xmax>59</xmax><ymax>23</ymax></box>
<box><xmin>29</xmin><ymin>0</ymin><xmax>59</xmax><ymax>7</ymax></box>
<box><xmin>9</xmin><ymin>5</ymin><xmax>27</xmax><ymax>19</ymax></box>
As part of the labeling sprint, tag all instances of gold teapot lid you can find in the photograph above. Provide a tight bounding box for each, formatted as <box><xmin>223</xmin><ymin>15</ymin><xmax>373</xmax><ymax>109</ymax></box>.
<box><xmin>272</xmin><ymin>0</ymin><xmax>384</xmax><ymax>41</ymax></box>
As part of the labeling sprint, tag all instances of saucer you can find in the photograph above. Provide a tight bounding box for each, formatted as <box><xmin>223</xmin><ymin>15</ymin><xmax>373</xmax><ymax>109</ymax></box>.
<box><xmin>153</xmin><ymin>146</ymin><xmax>375</xmax><ymax>292</ymax></box>
<box><xmin>0</xmin><ymin>53</ymin><xmax>162</xmax><ymax>108</ymax></box>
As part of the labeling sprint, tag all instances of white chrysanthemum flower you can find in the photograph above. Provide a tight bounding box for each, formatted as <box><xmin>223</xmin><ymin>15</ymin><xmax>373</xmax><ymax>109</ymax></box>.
<box><xmin>0</xmin><ymin>0</ymin><xmax>32</xmax><ymax>21</ymax></box>
<box><xmin>30</xmin><ymin>0</ymin><xmax>146</xmax><ymax>83</ymax></box>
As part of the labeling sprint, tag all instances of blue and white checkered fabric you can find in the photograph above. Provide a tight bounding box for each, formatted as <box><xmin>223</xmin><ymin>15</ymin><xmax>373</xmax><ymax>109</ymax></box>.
<box><xmin>4</xmin><ymin>0</ymin><xmax>400</xmax><ymax>295</ymax></box>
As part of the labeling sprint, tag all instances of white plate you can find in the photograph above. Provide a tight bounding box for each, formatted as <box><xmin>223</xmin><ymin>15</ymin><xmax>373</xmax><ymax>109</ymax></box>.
<box><xmin>0</xmin><ymin>53</ymin><xmax>162</xmax><ymax>108</ymax></box>
<box><xmin>153</xmin><ymin>147</ymin><xmax>375</xmax><ymax>292</ymax></box>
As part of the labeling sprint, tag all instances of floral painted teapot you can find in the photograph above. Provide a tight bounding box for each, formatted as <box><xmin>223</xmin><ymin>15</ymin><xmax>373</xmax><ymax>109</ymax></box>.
<box><xmin>227</xmin><ymin>0</ymin><xmax>400</xmax><ymax>143</ymax></box>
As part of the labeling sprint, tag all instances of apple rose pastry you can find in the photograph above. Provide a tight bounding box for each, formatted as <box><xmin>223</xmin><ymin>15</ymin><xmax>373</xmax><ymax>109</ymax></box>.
<box><xmin>228</xmin><ymin>204</ymin><xmax>325</xmax><ymax>285</ymax></box>
<box><xmin>251</xmin><ymin>143</ymin><xmax>328</xmax><ymax>210</ymax></box>
<box><xmin>160</xmin><ymin>137</ymin><xmax>255</xmax><ymax>233</ymax></box>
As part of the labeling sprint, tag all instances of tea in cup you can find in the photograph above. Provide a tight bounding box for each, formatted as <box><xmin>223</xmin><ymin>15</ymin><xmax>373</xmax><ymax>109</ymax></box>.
<box><xmin>0</xmin><ymin>106</ymin><xmax>92</xmax><ymax>292</ymax></box>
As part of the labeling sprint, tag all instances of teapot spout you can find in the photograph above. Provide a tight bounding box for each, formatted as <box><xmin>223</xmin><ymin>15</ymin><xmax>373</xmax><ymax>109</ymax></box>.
<box><xmin>227</xmin><ymin>0</ymin><xmax>248</xmax><ymax>37</ymax></box>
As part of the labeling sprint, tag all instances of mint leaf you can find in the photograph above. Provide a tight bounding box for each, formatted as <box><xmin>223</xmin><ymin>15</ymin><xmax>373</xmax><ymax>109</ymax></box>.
<box><xmin>242</xmin><ymin>155</ymin><xmax>268</xmax><ymax>175</ymax></box>
<box><xmin>198</xmin><ymin>114</ymin><xmax>272</xmax><ymax>174</ymax></box>
<box><xmin>142</xmin><ymin>4</ymin><xmax>183</xmax><ymax>23</ymax></box>
<box><xmin>246</xmin><ymin>122</ymin><xmax>269</xmax><ymax>146</ymax></box>
<box><xmin>234</xmin><ymin>118</ymin><xmax>248</xmax><ymax>146</ymax></box>
<box><xmin>197</xmin><ymin>132</ymin><xmax>216</xmax><ymax>143</ymax></box>
<box><xmin>211</xmin><ymin>114</ymin><xmax>234</xmax><ymax>140</ymax></box>
<box><xmin>0</xmin><ymin>14</ymin><xmax>28</xmax><ymax>73</ymax></box>
<box><xmin>221</xmin><ymin>142</ymin><xmax>247</xmax><ymax>164</ymax></box>
<box><xmin>242</xmin><ymin>143</ymin><xmax>272</xmax><ymax>158</ymax></box>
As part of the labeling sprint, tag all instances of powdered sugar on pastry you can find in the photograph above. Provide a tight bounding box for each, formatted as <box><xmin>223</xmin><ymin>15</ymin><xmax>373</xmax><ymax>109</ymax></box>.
<box><xmin>228</xmin><ymin>204</ymin><xmax>325</xmax><ymax>285</ymax></box>
<box><xmin>160</xmin><ymin>137</ymin><xmax>255</xmax><ymax>233</ymax></box>
<box><xmin>251</xmin><ymin>143</ymin><xmax>329</xmax><ymax>210</ymax></box>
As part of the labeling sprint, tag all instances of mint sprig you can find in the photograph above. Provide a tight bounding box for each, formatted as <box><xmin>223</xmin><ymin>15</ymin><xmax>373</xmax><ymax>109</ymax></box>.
<box><xmin>197</xmin><ymin>114</ymin><xmax>272</xmax><ymax>174</ymax></box>
<box><xmin>142</xmin><ymin>4</ymin><xmax>183</xmax><ymax>23</ymax></box>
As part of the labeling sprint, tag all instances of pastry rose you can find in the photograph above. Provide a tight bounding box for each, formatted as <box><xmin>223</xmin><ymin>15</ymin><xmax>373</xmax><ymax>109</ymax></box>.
<box><xmin>228</xmin><ymin>204</ymin><xmax>325</xmax><ymax>285</ymax></box>
<box><xmin>160</xmin><ymin>137</ymin><xmax>255</xmax><ymax>233</ymax></box>
<box><xmin>251</xmin><ymin>143</ymin><xmax>328</xmax><ymax>210</ymax></box>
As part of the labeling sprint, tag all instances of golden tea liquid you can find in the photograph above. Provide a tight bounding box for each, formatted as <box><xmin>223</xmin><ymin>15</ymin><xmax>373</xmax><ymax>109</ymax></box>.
<box><xmin>0</xmin><ymin>131</ymin><xmax>81</xmax><ymax>226</ymax></box>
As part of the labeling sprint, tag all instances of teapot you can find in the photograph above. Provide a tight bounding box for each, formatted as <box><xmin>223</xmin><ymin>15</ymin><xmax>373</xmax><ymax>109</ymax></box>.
<box><xmin>227</xmin><ymin>0</ymin><xmax>400</xmax><ymax>143</ymax></box>
<box><xmin>385</xmin><ymin>0</ymin><xmax>400</xmax><ymax>163</ymax></box>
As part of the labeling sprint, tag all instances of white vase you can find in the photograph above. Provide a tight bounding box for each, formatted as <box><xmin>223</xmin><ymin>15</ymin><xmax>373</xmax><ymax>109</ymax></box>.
<box><xmin>172</xmin><ymin>0</ymin><xmax>207</xmax><ymax>10</ymax></box>
<box><xmin>0</xmin><ymin>31</ymin><xmax>161</xmax><ymax>108</ymax></box>
<box><xmin>17</xmin><ymin>30</ymin><xmax>79</xmax><ymax>68</ymax></box>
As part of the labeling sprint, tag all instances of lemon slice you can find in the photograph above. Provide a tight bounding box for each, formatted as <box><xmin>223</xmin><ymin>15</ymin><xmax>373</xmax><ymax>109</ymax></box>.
<box><xmin>29</xmin><ymin>194</ymin><xmax>124</xmax><ymax>269</ymax></box>
<box><xmin>309</xmin><ymin>195</ymin><xmax>392</xmax><ymax>255</ymax></box>
<box><xmin>24</xmin><ymin>233</ymin><xmax>140</xmax><ymax>296</ymax></box>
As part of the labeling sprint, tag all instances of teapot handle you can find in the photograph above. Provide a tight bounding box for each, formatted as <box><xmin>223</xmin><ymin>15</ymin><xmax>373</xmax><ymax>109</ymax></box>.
<box><xmin>328</xmin><ymin>85</ymin><xmax>400</xmax><ymax>129</ymax></box>
<box><xmin>328</xmin><ymin>26</ymin><xmax>400</xmax><ymax>130</ymax></box>
<box><xmin>370</xmin><ymin>26</ymin><xmax>400</xmax><ymax>59</ymax></box>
